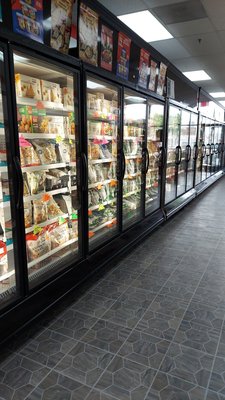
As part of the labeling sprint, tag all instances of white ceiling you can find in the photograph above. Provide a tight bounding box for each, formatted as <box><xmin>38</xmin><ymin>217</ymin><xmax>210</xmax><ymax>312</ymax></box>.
<box><xmin>99</xmin><ymin>0</ymin><xmax>225</xmax><ymax>99</ymax></box>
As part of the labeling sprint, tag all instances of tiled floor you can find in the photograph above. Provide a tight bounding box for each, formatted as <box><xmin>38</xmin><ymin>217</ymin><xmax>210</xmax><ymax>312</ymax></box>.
<box><xmin>2</xmin><ymin>178</ymin><xmax>225</xmax><ymax>399</ymax></box>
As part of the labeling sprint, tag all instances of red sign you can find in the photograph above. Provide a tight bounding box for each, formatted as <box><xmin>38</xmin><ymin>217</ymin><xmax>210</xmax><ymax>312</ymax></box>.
<box><xmin>101</xmin><ymin>25</ymin><xmax>113</xmax><ymax>72</ymax></box>
<box><xmin>116</xmin><ymin>32</ymin><xmax>131</xmax><ymax>80</ymax></box>
<box><xmin>138</xmin><ymin>48</ymin><xmax>150</xmax><ymax>88</ymax></box>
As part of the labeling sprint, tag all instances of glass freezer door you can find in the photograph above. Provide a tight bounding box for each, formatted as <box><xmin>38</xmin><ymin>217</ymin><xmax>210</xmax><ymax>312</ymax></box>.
<box><xmin>0</xmin><ymin>49</ymin><xmax>19</xmax><ymax>307</ymax></box>
<box><xmin>86</xmin><ymin>77</ymin><xmax>119</xmax><ymax>250</ymax></box>
<box><xmin>145</xmin><ymin>100</ymin><xmax>164</xmax><ymax>215</ymax></box>
<box><xmin>177</xmin><ymin>110</ymin><xmax>190</xmax><ymax>197</ymax></box>
<box><xmin>186</xmin><ymin>112</ymin><xmax>198</xmax><ymax>191</ymax></box>
<box><xmin>165</xmin><ymin>106</ymin><xmax>181</xmax><ymax>204</ymax></box>
<box><xmin>13</xmin><ymin>52</ymin><xmax>80</xmax><ymax>289</ymax></box>
<box><xmin>196</xmin><ymin>116</ymin><xmax>206</xmax><ymax>183</ymax></box>
<box><xmin>123</xmin><ymin>91</ymin><xmax>146</xmax><ymax>229</ymax></box>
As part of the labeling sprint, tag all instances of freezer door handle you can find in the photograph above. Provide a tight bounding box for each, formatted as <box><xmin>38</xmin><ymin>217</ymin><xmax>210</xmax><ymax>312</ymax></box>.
<box><xmin>202</xmin><ymin>144</ymin><xmax>206</xmax><ymax>158</ymax></box>
<box><xmin>175</xmin><ymin>145</ymin><xmax>180</xmax><ymax>165</ymax></box>
<box><xmin>13</xmin><ymin>156</ymin><xmax>23</xmax><ymax>209</ymax></box>
<box><xmin>122</xmin><ymin>151</ymin><xmax>126</xmax><ymax>180</ymax></box>
<box><xmin>193</xmin><ymin>144</ymin><xmax>198</xmax><ymax>160</ymax></box>
<box><xmin>211</xmin><ymin>143</ymin><xmax>215</xmax><ymax>155</ymax></box>
<box><xmin>215</xmin><ymin>143</ymin><xmax>219</xmax><ymax>154</ymax></box>
<box><xmin>186</xmin><ymin>145</ymin><xmax>191</xmax><ymax>162</ymax></box>
<box><xmin>145</xmin><ymin>147</ymin><xmax>150</xmax><ymax>174</ymax></box>
<box><xmin>218</xmin><ymin>143</ymin><xmax>222</xmax><ymax>154</ymax></box>
<box><xmin>206</xmin><ymin>143</ymin><xmax>211</xmax><ymax>157</ymax></box>
<box><xmin>81</xmin><ymin>152</ymin><xmax>88</xmax><ymax>190</ymax></box>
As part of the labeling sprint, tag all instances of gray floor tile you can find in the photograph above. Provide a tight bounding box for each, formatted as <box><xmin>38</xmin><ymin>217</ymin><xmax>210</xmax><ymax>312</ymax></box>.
<box><xmin>136</xmin><ymin>310</ymin><xmax>181</xmax><ymax>340</ymax></box>
<box><xmin>85</xmin><ymin>389</ymin><xmax>118</xmax><ymax>400</ymax></box>
<box><xmin>206</xmin><ymin>390</ymin><xmax>225</xmax><ymax>399</ymax></box>
<box><xmin>193</xmin><ymin>287</ymin><xmax>225</xmax><ymax>309</ymax></box>
<box><xmin>119</xmin><ymin>330</ymin><xmax>170</xmax><ymax>369</ymax></box>
<box><xmin>82</xmin><ymin>320</ymin><xmax>131</xmax><ymax>353</ymax></box>
<box><xmin>90</xmin><ymin>280</ymin><xmax>129</xmax><ymax>300</ymax></box>
<box><xmin>54</xmin><ymin>342</ymin><xmax>114</xmax><ymax>386</ymax></box>
<box><xmin>160</xmin><ymin>342</ymin><xmax>213</xmax><ymax>388</ymax></box>
<box><xmin>147</xmin><ymin>371</ymin><xmax>206</xmax><ymax>400</ymax></box>
<box><xmin>107</xmin><ymin>268</ymin><xmax>140</xmax><ymax>286</ymax></box>
<box><xmin>95</xmin><ymin>355</ymin><xmax>157</xmax><ymax>400</ymax></box>
<box><xmin>183</xmin><ymin>301</ymin><xmax>225</xmax><ymax>331</ymax></box>
<box><xmin>71</xmin><ymin>293</ymin><xmax>114</xmax><ymax>318</ymax></box>
<box><xmin>131</xmin><ymin>274</ymin><xmax>167</xmax><ymax>293</ymax></box>
<box><xmin>159</xmin><ymin>281</ymin><xmax>194</xmax><ymax>301</ymax></box>
<box><xmin>149</xmin><ymin>294</ymin><xmax>189</xmax><ymax>319</ymax></box>
<box><xmin>208</xmin><ymin>357</ymin><xmax>225</xmax><ymax>395</ymax></box>
<box><xmin>168</xmin><ymin>270</ymin><xmax>202</xmax><ymax>290</ymax></box>
<box><xmin>26</xmin><ymin>370</ymin><xmax>91</xmax><ymax>400</ymax></box>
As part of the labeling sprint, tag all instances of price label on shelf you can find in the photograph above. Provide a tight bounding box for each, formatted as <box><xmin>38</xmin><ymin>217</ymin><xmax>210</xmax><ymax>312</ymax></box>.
<box><xmin>71</xmin><ymin>213</ymin><xmax>78</xmax><ymax>220</ymax></box>
<box><xmin>97</xmin><ymin>184</ymin><xmax>102</xmax><ymax>190</ymax></box>
<box><xmin>33</xmin><ymin>226</ymin><xmax>43</xmax><ymax>235</ymax></box>
<box><xmin>58</xmin><ymin>216</ymin><xmax>66</xmax><ymax>225</ymax></box>
<box><xmin>98</xmin><ymin>204</ymin><xmax>105</xmax><ymax>211</ymax></box>
<box><xmin>56</xmin><ymin>135</ymin><xmax>63</xmax><ymax>144</ymax></box>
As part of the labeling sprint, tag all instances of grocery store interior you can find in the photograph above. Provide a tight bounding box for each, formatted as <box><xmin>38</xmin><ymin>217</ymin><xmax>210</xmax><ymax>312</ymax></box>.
<box><xmin>1</xmin><ymin>0</ymin><xmax>225</xmax><ymax>399</ymax></box>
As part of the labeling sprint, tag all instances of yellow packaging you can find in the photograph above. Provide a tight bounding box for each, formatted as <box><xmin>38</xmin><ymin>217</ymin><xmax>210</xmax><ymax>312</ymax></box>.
<box><xmin>15</xmin><ymin>74</ymin><xmax>41</xmax><ymax>100</ymax></box>
<box><xmin>40</xmin><ymin>80</ymin><xmax>62</xmax><ymax>103</ymax></box>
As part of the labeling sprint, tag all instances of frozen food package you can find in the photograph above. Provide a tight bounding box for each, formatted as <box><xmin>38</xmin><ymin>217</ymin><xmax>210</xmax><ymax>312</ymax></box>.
<box><xmin>54</xmin><ymin>195</ymin><xmax>72</xmax><ymax>214</ymax></box>
<box><xmin>40</xmin><ymin>80</ymin><xmax>62</xmax><ymax>103</ymax></box>
<box><xmin>70</xmin><ymin>142</ymin><xmax>76</xmax><ymax>162</ymax></box>
<box><xmin>26</xmin><ymin>230</ymin><xmax>51</xmax><ymax>262</ymax></box>
<box><xmin>24</xmin><ymin>201</ymin><xmax>32</xmax><ymax>228</ymax></box>
<box><xmin>91</xmin><ymin>189</ymin><xmax>100</xmax><ymax>205</ymax></box>
<box><xmin>48</xmin><ymin>169</ymin><xmax>69</xmax><ymax>188</ymax></box>
<box><xmin>48</xmin><ymin>222</ymin><xmax>70</xmax><ymax>249</ymax></box>
<box><xmin>69</xmin><ymin>218</ymin><xmax>78</xmax><ymax>239</ymax></box>
<box><xmin>88</xmin><ymin>164</ymin><xmax>97</xmax><ymax>183</ymax></box>
<box><xmin>72</xmin><ymin>190</ymin><xmax>80</xmax><ymax>210</ymax></box>
<box><xmin>32</xmin><ymin>115</ymin><xmax>49</xmax><ymax>134</ymax></box>
<box><xmin>32</xmin><ymin>140</ymin><xmax>57</xmax><ymax>165</ymax></box>
<box><xmin>19</xmin><ymin>137</ymin><xmax>40</xmax><ymax>167</ymax></box>
<box><xmin>90</xmin><ymin>143</ymin><xmax>100</xmax><ymax>160</ymax></box>
<box><xmin>95</xmin><ymin>164</ymin><xmax>104</xmax><ymax>182</ymax></box>
<box><xmin>47</xmin><ymin>196</ymin><xmax>63</xmax><ymax>218</ymax></box>
<box><xmin>27</xmin><ymin>171</ymin><xmax>46</xmax><ymax>195</ymax></box>
<box><xmin>62</xmin><ymin>87</ymin><xmax>74</xmax><ymax>108</ymax></box>
<box><xmin>99</xmin><ymin>186</ymin><xmax>107</xmax><ymax>202</ymax></box>
<box><xmin>23</xmin><ymin>174</ymin><xmax>30</xmax><ymax>196</ymax></box>
<box><xmin>0</xmin><ymin>241</ymin><xmax>8</xmax><ymax>275</ymax></box>
<box><xmin>18</xmin><ymin>107</ymin><xmax>32</xmax><ymax>133</ymax></box>
<box><xmin>15</xmin><ymin>74</ymin><xmax>41</xmax><ymax>100</ymax></box>
<box><xmin>45</xmin><ymin>174</ymin><xmax>60</xmax><ymax>191</ymax></box>
<box><xmin>33</xmin><ymin>200</ymin><xmax>48</xmax><ymax>224</ymax></box>
<box><xmin>68</xmin><ymin>113</ymin><xmax>75</xmax><ymax>135</ymax></box>
<box><xmin>57</xmin><ymin>141</ymin><xmax>71</xmax><ymax>163</ymax></box>
<box><xmin>48</xmin><ymin>116</ymin><xmax>64</xmax><ymax>135</ymax></box>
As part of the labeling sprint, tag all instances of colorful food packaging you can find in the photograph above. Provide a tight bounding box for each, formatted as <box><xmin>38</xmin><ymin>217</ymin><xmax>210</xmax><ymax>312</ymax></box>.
<box><xmin>47</xmin><ymin>196</ymin><xmax>63</xmax><ymax>218</ymax></box>
<box><xmin>15</xmin><ymin>74</ymin><xmax>41</xmax><ymax>100</ymax></box>
<box><xmin>62</xmin><ymin>87</ymin><xmax>74</xmax><ymax>108</ymax></box>
<box><xmin>26</xmin><ymin>171</ymin><xmax>46</xmax><ymax>195</ymax></box>
<box><xmin>24</xmin><ymin>201</ymin><xmax>32</xmax><ymax>228</ymax></box>
<box><xmin>48</xmin><ymin>222</ymin><xmax>70</xmax><ymax>249</ymax></box>
<box><xmin>26</xmin><ymin>230</ymin><xmax>51</xmax><ymax>261</ymax></box>
<box><xmin>33</xmin><ymin>199</ymin><xmax>48</xmax><ymax>224</ymax></box>
<box><xmin>19</xmin><ymin>137</ymin><xmax>40</xmax><ymax>167</ymax></box>
<box><xmin>40</xmin><ymin>80</ymin><xmax>62</xmax><ymax>103</ymax></box>
<box><xmin>32</xmin><ymin>140</ymin><xmax>57</xmax><ymax>164</ymax></box>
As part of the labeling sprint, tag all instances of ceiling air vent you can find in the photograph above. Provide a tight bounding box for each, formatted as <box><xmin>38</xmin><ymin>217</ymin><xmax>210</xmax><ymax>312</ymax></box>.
<box><xmin>152</xmin><ymin>0</ymin><xmax>207</xmax><ymax>25</ymax></box>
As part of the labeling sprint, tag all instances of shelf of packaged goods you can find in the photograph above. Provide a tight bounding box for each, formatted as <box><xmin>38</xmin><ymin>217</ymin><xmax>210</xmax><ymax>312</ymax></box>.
<box><xmin>89</xmin><ymin>198</ymin><xmax>116</xmax><ymax>211</ymax></box>
<box><xmin>146</xmin><ymin>183</ymin><xmax>158</xmax><ymax>189</ymax></box>
<box><xmin>25</xmin><ymin>213</ymin><xmax>69</xmax><ymax>234</ymax></box>
<box><xmin>124</xmin><ymin>172</ymin><xmax>141</xmax><ymax>179</ymax></box>
<box><xmin>90</xmin><ymin>218</ymin><xmax>116</xmax><ymax>233</ymax></box>
<box><xmin>89</xmin><ymin>179</ymin><xmax>114</xmax><ymax>189</ymax></box>
<box><xmin>24</xmin><ymin>187</ymin><xmax>70</xmax><ymax>201</ymax></box>
<box><xmin>90</xmin><ymin>158</ymin><xmax>116</xmax><ymax>164</ymax></box>
<box><xmin>123</xmin><ymin>136</ymin><xmax>144</xmax><ymax>141</ymax></box>
<box><xmin>87</xmin><ymin>114</ymin><xmax>117</xmax><ymax>124</ymax></box>
<box><xmin>0</xmin><ymin>127</ymin><xmax>4</xmax><ymax>135</ymax></box>
<box><xmin>125</xmin><ymin>155</ymin><xmax>142</xmax><ymax>160</ymax></box>
<box><xmin>123</xmin><ymin>189</ymin><xmax>141</xmax><ymax>198</ymax></box>
<box><xmin>5</xmin><ymin>231</ymin><xmax>12</xmax><ymax>240</ymax></box>
<box><xmin>22</xmin><ymin>162</ymin><xmax>76</xmax><ymax>172</ymax></box>
<box><xmin>0</xmin><ymin>201</ymin><xmax>10</xmax><ymax>209</ymax></box>
<box><xmin>88</xmin><ymin>135</ymin><xmax>115</xmax><ymax>141</ymax></box>
<box><xmin>21</xmin><ymin>133</ymin><xmax>75</xmax><ymax>140</ymax></box>
<box><xmin>7</xmin><ymin>243</ymin><xmax>13</xmax><ymax>251</ymax></box>
<box><xmin>147</xmin><ymin>167</ymin><xmax>158</xmax><ymax>173</ymax></box>
<box><xmin>0</xmin><ymin>165</ymin><xmax>7</xmax><ymax>173</ymax></box>
<box><xmin>17</xmin><ymin>97</ymin><xmax>74</xmax><ymax>115</ymax></box>
<box><xmin>27</xmin><ymin>237</ymin><xmax>78</xmax><ymax>269</ymax></box>
<box><xmin>0</xmin><ymin>269</ymin><xmax>15</xmax><ymax>282</ymax></box>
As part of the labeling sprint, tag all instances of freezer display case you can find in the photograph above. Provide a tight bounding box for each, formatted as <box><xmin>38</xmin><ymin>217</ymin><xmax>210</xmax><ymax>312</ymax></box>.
<box><xmin>204</xmin><ymin>118</ymin><xmax>213</xmax><ymax>179</ymax></box>
<box><xmin>13</xmin><ymin>51</ymin><xmax>80</xmax><ymax>288</ymax></box>
<box><xmin>122</xmin><ymin>91</ymin><xmax>146</xmax><ymax>229</ymax></box>
<box><xmin>86</xmin><ymin>77</ymin><xmax>119</xmax><ymax>249</ymax></box>
<box><xmin>0</xmin><ymin>49</ymin><xmax>17</xmax><ymax>303</ymax></box>
<box><xmin>186</xmin><ymin>112</ymin><xmax>198</xmax><ymax>191</ymax></box>
<box><xmin>165</xmin><ymin>106</ymin><xmax>180</xmax><ymax>204</ymax></box>
<box><xmin>177</xmin><ymin>110</ymin><xmax>190</xmax><ymax>197</ymax></box>
<box><xmin>196</xmin><ymin>115</ymin><xmax>206</xmax><ymax>184</ymax></box>
<box><xmin>145</xmin><ymin>100</ymin><xmax>164</xmax><ymax>215</ymax></box>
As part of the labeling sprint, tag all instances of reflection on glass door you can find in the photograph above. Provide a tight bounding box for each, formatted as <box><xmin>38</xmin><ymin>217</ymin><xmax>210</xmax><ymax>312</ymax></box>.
<box><xmin>177</xmin><ymin>110</ymin><xmax>190</xmax><ymax>197</ymax></box>
<box><xmin>165</xmin><ymin>106</ymin><xmax>180</xmax><ymax>204</ymax></box>
<box><xmin>187</xmin><ymin>112</ymin><xmax>198</xmax><ymax>191</ymax></box>
<box><xmin>13</xmin><ymin>52</ymin><xmax>80</xmax><ymax>288</ymax></box>
<box><xmin>0</xmin><ymin>49</ymin><xmax>18</xmax><ymax>306</ymax></box>
<box><xmin>123</xmin><ymin>91</ymin><xmax>146</xmax><ymax>229</ymax></box>
<box><xmin>86</xmin><ymin>77</ymin><xmax>119</xmax><ymax>249</ymax></box>
<box><xmin>145</xmin><ymin>100</ymin><xmax>164</xmax><ymax>215</ymax></box>
<box><xmin>197</xmin><ymin>116</ymin><xmax>206</xmax><ymax>183</ymax></box>
<box><xmin>205</xmin><ymin>119</ymin><xmax>212</xmax><ymax>178</ymax></box>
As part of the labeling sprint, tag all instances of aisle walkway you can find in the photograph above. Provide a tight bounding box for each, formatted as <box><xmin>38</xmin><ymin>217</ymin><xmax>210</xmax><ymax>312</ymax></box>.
<box><xmin>1</xmin><ymin>178</ymin><xmax>225</xmax><ymax>400</ymax></box>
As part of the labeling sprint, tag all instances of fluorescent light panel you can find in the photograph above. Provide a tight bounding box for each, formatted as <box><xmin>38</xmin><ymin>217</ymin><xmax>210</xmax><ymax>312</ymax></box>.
<box><xmin>219</xmin><ymin>101</ymin><xmax>225</xmax><ymax>107</ymax></box>
<box><xmin>210</xmin><ymin>92</ymin><xmax>225</xmax><ymax>98</ymax></box>
<box><xmin>118</xmin><ymin>10</ymin><xmax>173</xmax><ymax>42</ymax></box>
<box><xmin>182</xmin><ymin>70</ymin><xmax>211</xmax><ymax>81</ymax></box>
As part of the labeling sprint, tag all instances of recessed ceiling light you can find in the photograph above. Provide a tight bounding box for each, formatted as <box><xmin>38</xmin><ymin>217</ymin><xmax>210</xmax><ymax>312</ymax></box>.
<box><xmin>219</xmin><ymin>101</ymin><xmax>225</xmax><ymax>107</ymax></box>
<box><xmin>209</xmin><ymin>92</ymin><xmax>225</xmax><ymax>98</ymax></box>
<box><xmin>118</xmin><ymin>10</ymin><xmax>173</xmax><ymax>42</ymax></box>
<box><xmin>182</xmin><ymin>70</ymin><xmax>211</xmax><ymax>81</ymax></box>
<box><xmin>87</xmin><ymin>80</ymin><xmax>105</xmax><ymax>89</ymax></box>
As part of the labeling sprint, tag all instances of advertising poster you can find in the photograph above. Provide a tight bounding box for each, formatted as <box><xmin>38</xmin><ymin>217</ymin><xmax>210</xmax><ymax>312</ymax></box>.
<box><xmin>157</xmin><ymin>62</ymin><xmax>167</xmax><ymax>96</ymax></box>
<box><xmin>50</xmin><ymin>0</ymin><xmax>74</xmax><ymax>54</ymax></box>
<box><xmin>101</xmin><ymin>24</ymin><xmax>113</xmax><ymax>72</ymax></box>
<box><xmin>79</xmin><ymin>3</ymin><xmax>98</xmax><ymax>66</ymax></box>
<box><xmin>116</xmin><ymin>32</ymin><xmax>131</xmax><ymax>80</ymax></box>
<box><xmin>69</xmin><ymin>0</ymin><xmax>78</xmax><ymax>50</ymax></box>
<box><xmin>138</xmin><ymin>48</ymin><xmax>150</xmax><ymax>88</ymax></box>
<box><xmin>11</xmin><ymin>0</ymin><xmax>44</xmax><ymax>43</ymax></box>
<box><xmin>148</xmin><ymin>60</ymin><xmax>158</xmax><ymax>92</ymax></box>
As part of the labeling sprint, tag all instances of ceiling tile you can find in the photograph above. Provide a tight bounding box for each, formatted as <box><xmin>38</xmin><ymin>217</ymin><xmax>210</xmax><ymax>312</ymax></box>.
<box><xmin>173</xmin><ymin>56</ymin><xmax>205</xmax><ymax>70</ymax></box>
<box><xmin>167</xmin><ymin>18</ymin><xmax>214</xmax><ymax>37</ymax></box>
<box><xmin>178</xmin><ymin>31</ymin><xmax>224</xmax><ymax>56</ymax></box>
<box><xmin>151</xmin><ymin>38</ymin><xmax>190</xmax><ymax>60</ymax></box>
<box><xmin>201</xmin><ymin>0</ymin><xmax>225</xmax><ymax>31</ymax></box>
<box><xmin>152</xmin><ymin>0</ymin><xmax>207</xmax><ymax>24</ymax></box>
<box><xmin>98</xmin><ymin>0</ymin><xmax>147</xmax><ymax>16</ymax></box>
<box><xmin>143</xmin><ymin>0</ymin><xmax>187</xmax><ymax>8</ymax></box>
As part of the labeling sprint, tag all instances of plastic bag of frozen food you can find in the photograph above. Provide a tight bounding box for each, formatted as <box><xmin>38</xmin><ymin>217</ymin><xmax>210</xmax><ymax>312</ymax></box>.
<box><xmin>47</xmin><ymin>196</ymin><xmax>63</xmax><ymax>218</ymax></box>
<box><xmin>88</xmin><ymin>164</ymin><xmax>97</xmax><ymax>183</ymax></box>
<box><xmin>48</xmin><ymin>222</ymin><xmax>70</xmax><ymax>249</ymax></box>
<box><xmin>33</xmin><ymin>199</ymin><xmax>48</xmax><ymax>224</ymax></box>
<box><xmin>54</xmin><ymin>195</ymin><xmax>71</xmax><ymax>214</ymax></box>
<box><xmin>57</xmin><ymin>141</ymin><xmax>71</xmax><ymax>163</ymax></box>
<box><xmin>45</xmin><ymin>174</ymin><xmax>61</xmax><ymax>191</ymax></box>
<box><xmin>19</xmin><ymin>137</ymin><xmax>40</xmax><ymax>167</ymax></box>
<box><xmin>23</xmin><ymin>175</ymin><xmax>30</xmax><ymax>196</ymax></box>
<box><xmin>47</xmin><ymin>169</ymin><xmax>69</xmax><ymax>188</ymax></box>
<box><xmin>68</xmin><ymin>218</ymin><xmax>78</xmax><ymax>239</ymax></box>
<box><xmin>70</xmin><ymin>142</ymin><xmax>76</xmax><ymax>162</ymax></box>
<box><xmin>99</xmin><ymin>186</ymin><xmax>107</xmax><ymax>202</ymax></box>
<box><xmin>91</xmin><ymin>143</ymin><xmax>100</xmax><ymax>160</ymax></box>
<box><xmin>24</xmin><ymin>201</ymin><xmax>32</xmax><ymax>228</ymax></box>
<box><xmin>0</xmin><ymin>240</ymin><xmax>8</xmax><ymax>275</ymax></box>
<box><xmin>88</xmin><ymin>190</ymin><xmax>93</xmax><ymax>207</ymax></box>
<box><xmin>94</xmin><ymin>164</ymin><xmax>104</xmax><ymax>182</ymax></box>
<box><xmin>91</xmin><ymin>189</ymin><xmax>100</xmax><ymax>206</ymax></box>
<box><xmin>32</xmin><ymin>140</ymin><xmax>57</xmax><ymax>164</ymax></box>
<box><xmin>26</xmin><ymin>229</ymin><xmax>51</xmax><ymax>261</ymax></box>
<box><xmin>27</xmin><ymin>171</ymin><xmax>46</xmax><ymax>195</ymax></box>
